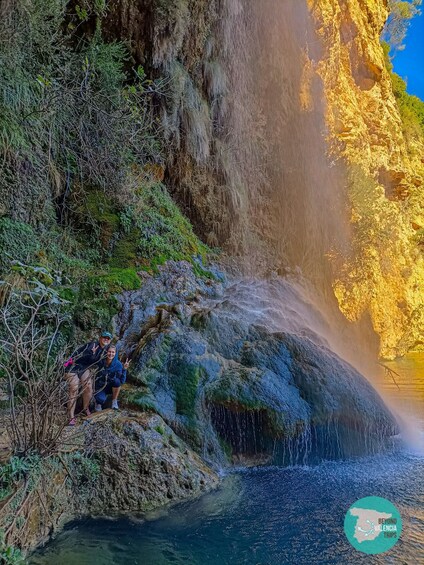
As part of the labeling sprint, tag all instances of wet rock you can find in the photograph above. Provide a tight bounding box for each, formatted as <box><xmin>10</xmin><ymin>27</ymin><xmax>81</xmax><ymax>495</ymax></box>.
<box><xmin>117</xmin><ymin>266</ymin><xmax>398</xmax><ymax>466</ymax></box>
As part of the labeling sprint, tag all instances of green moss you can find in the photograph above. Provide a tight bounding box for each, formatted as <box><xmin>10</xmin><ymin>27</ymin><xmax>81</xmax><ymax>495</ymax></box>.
<box><xmin>74</xmin><ymin>182</ymin><xmax>210</xmax><ymax>278</ymax></box>
<box><xmin>74</xmin><ymin>267</ymin><xmax>140</xmax><ymax>329</ymax></box>
<box><xmin>172</xmin><ymin>364</ymin><xmax>203</xmax><ymax>418</ymax></box>
<box><xmin>206</xmin><ymin>367</ymin><xmax>267</xmax><ymax>411</ymax></box>
<box><xmin>134</xmin><ymin>182</ymin><xmax>209</xmax><ymax>268</ymax></box>
<box><xmin>109</xmin><ymin>230</ymin><xmax>141</xmax><ymax>268</ymax></box>
<box><xmin>145</xmin><ymin>335</ymin><xmax>173</xmax><ymax>373</ymax></box>
<box><xmin>77</xmin><ymin>190</ymin><xmax>121</xmax><ymax>248</ymax></box>
<box><xmin>192</xmin><ymin>263</ymin><xmax>218</xmax><ymax>280</ymax></box>
<box><xmin>98</xmin><ymin>268</ymin><xmax>141</xmax><ymax>292</ymax></box>
<box><xmin>85</xmin><ymin>191</ymin><xmax>120</xmax><ymax>226</ymax></box>
<box><xmin>126</xmin><ymin>393</ymin><xmax>158</xmax><ymax>413</ymax></box>
<box><xmin>154</xmin><ymin>424</ymin><xmax>165</xmax><ymax>435</ymax></box>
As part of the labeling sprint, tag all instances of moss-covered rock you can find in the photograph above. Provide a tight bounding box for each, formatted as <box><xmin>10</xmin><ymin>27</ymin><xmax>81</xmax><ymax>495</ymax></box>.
<box><xmin>117</xmin><ymin>271</ymin><xmax>397</xmax><ymax>466</ymax></box>
<box><xmin>0</xmin><ymin>412</ymin><xmax>218</xmax><ymax>556</ymax></box>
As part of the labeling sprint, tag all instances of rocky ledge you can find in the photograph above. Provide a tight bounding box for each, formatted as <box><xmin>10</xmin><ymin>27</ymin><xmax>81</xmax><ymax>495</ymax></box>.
<box><xmin>0</xmin><ymin>411</ymin><xmax>218</xmax><ymax>554</ymax></box>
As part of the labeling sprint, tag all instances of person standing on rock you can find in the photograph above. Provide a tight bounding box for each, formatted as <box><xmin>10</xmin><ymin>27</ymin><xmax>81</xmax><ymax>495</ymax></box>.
<box><xmin>94</xmin><ymin>344</ymin><xmax>130</xmax><ymax>411</ymax></box>
<box><xmin>64</xmin><ymin>331</ymin><xmax>113</xmax><ymax>425</ymax></box>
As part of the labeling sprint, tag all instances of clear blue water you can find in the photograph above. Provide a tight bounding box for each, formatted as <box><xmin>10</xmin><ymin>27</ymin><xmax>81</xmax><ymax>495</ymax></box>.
<box><xmin>32</xmin><ymin>356</ymin><xmax>424</xmax><ymax>565</ymax></box>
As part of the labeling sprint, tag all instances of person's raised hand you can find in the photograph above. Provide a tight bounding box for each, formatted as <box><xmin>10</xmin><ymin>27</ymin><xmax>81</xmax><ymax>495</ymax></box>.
<box><xmin>92</xmin><ymin>344</ymin><xmax>99</xmax><ymax>354</ymax></box>
<box><xmin>123</xmin><ymin>358</ymin><xmax>131</xmax><ymax>370</ymax></box>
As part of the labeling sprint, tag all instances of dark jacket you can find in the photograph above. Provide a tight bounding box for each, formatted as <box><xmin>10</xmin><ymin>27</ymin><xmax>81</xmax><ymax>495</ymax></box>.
<box><xmin>95</xmin><ymin>355</ymin><xmax>127</xmax><ymax>391</ymax></box>
<box><xmin>68</xmin><ymin>341</ymin><xmax>106</xmax><ymax>375</ymax></box>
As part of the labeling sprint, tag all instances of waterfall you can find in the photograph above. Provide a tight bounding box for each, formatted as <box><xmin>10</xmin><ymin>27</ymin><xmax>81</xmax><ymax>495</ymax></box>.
<box><xmin>209</xmin><ymin>0</ymin><xmax>386</xmax><ymax>377</ymax></box>
<box><xmin>211</xmin><ymin>1</ymin><xmax>347</xmax><ymax>279</ymax></box>
<box><xmin>116</xmin><ymin>1</ymin><xmax>408</xmax><ymax>467</ymax></box>
<box><xmin>192</xmin><ymin>0</ymin><xmax>410</xmax><ymax>459</ymax></box>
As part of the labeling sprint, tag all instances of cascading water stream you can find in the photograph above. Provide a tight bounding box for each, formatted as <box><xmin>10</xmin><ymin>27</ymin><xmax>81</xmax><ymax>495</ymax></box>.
<box><xmin>201</xmin><ymin>0</ymin><xmax>420</xmax><ymax>458</ymax></box>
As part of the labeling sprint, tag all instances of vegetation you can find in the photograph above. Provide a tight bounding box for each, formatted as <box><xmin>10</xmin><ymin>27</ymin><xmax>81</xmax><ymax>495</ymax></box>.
<box><xmin>0</xmin><ymin>0</ymin><xmax>163</xmax><ymax>223</ymax></box>
<box><xmin>382</xmin><ymin>41</ymin><xmax>424</xmax><ymax>146</ymax></box>
<box><xmin>173</xmin><ymin>364</ymin><xmax>203</xmax><ymax>419</ymax></box>
<box><xmin>0</xmin><ymin>451</ymin><xmax>99</xmax><ymax>558</ymax></box>
<box><xmin>383</xmin><ymin>0</ymin><xmax>422</xmax><ymax>50</ymax></box>
<box><xmin>0</xmin><ymin>4</ymin><xmax>213</xmax><ymax>554</ymax></box>
<box><xmin>0</xmin><ymin>0</ymin><xmax>211</xmax><ymax>341</ymax></box>
<box><xmin>0</xmin><ymin>532</ymin><xmax>25</xmax><ymax>565</ymax></box>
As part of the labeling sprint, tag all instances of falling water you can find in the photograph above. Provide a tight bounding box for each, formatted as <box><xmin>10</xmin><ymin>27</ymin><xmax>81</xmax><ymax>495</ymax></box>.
<box><xmin>213</xmin><ymin>0</ymin><xmax>349</xmax><ymax>279</ymax></box>
<box><xmin>209</xmin><ymin>1</ymin><xmax>383</xmax><ymax>364</ymax></box>
<box><xmin>211</xmin><ymin>0</ymin><xmax>404</xmax><ymax>408</ymax></box>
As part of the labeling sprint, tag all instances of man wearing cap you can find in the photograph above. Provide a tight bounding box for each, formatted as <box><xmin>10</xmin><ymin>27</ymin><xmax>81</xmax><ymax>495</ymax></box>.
<box><xmin>64</xmin><ymin>331</ymin><xmax>113</xmax><ymax>425</ymax></box>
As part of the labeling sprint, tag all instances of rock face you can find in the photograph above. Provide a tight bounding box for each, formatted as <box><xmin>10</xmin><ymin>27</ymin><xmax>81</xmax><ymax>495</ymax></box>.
<box><xmin>118</xmin><ymin>263</ymin><xmax>397</xmax><ymax>466</ymax></box>
<box><xmin>87</xmin><ymin>411</ymin><xmax>217</xmax><ymax>514</ymax></box>
<box><xmin>306</xmin><ymin>0</ymin><xmax>424</xmax><ymax>358</ymax></box>
<box><xmin>102</xmin><ymin>0</ymin><xmax>424</xmax><ymax>358</ymax></box>
<box><xmin>0</xmin><ymin>411</ymin><xmax>218</xmax><ymax>554</ymax></box>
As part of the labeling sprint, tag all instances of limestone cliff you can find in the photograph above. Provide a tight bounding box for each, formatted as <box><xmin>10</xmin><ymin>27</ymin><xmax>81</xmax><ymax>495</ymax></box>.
<box><xmin>306</xmin><ymin>0</ymin><xmax>424</xmax><ymax>358</ymax></box>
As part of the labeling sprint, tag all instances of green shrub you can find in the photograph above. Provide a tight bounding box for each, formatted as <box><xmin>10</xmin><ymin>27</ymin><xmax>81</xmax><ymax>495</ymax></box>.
<box><xmin>0</xmin><ymin>456</ymin><xmax>41</xmax><ymax>501</ymax></box>
<box><xmin>0</xmin><ymin>532</ymin><xmax>24</xmax><ymax>565</ymax></box>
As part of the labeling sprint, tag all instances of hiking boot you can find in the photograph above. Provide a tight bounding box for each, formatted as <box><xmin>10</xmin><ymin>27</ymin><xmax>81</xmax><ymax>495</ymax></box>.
<box><xmin>68</xmin><ymin>417</ymin><xmax>77</xmax><ymax>427</ymax></box>
<box><xmin>111</xmin><ymin>399</ymin><xmax>119</xmax><ymax>410</ymax></box>
<box><xmin>95</xmin><ymin>403</ymin><xmax>102</xmax><ymax>412</ymax></box>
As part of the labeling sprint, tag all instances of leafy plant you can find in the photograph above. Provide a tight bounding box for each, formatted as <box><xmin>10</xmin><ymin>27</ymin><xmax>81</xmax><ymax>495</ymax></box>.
<box><xmin>0</xmin><ymin>456</ymin><xmax>41</xmax><ymax>501</ymax></box>
<box><xmin>0</xmin><ymin>531</ymin><xmax>25</xmax><ymax>565</ymax></box>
